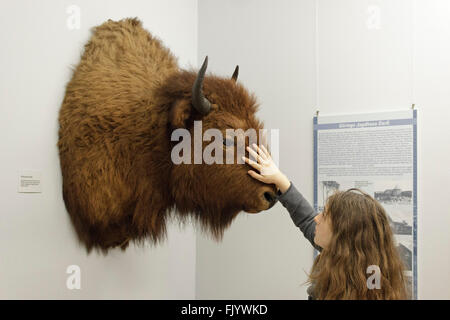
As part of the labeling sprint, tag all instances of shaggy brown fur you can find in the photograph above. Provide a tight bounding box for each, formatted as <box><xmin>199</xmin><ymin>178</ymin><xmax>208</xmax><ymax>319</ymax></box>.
<box><xmin>58</xmin><ymin>18</ymin><xmax>277</xmax><ymax>253</ymax></box>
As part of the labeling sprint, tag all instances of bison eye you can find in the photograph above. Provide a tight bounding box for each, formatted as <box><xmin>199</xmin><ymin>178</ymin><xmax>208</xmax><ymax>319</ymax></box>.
<box><xmin>223</xmin><ymin>137</ymin><xmax>234</xmax><ymax>147</ymax></box>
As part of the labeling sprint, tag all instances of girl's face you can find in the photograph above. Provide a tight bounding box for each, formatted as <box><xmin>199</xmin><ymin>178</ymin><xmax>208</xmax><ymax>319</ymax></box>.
<box><xmin>313</xmin><ymin>207</ymin><xmax>333</xmax><ymax>249</ymax></box>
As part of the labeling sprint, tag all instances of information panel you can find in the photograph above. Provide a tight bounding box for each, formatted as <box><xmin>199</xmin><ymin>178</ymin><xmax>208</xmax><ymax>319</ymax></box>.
<box><xmin>313</xmin><ymin>110</ymin><xmax>417</xmax><ymax>299</ymax></box>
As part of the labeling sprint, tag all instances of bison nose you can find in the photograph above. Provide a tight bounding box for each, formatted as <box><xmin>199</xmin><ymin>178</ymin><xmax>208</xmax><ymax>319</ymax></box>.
<box><xmin>263</xmin><ymin>191</ymin><xmax>275</xmax><ymax>202</ymax></box>
<box><xmin>263</xmin><ymin>191</ymin><xmax>277</xmax><ymax>208</ymax></box>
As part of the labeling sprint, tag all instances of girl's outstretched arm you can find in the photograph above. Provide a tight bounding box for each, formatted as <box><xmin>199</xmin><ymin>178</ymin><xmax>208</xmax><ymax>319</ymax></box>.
<box><xmin>243</xmin><ymin>144</ymin><xmax>321</xmax><ymax>251</ymax></box>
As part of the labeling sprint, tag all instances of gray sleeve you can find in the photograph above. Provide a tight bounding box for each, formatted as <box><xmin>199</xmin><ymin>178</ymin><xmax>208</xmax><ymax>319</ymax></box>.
<box><xmin>275</xmin><ymin>181</ymin><xmax>322</xmax><ymax>252</ymax></box>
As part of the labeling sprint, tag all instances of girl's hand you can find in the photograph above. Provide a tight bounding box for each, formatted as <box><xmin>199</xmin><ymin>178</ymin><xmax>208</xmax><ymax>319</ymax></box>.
<box><xmin>242</xmin><ymin>144</ymin><xmax>291</xmax><ymax>193</ymax></box>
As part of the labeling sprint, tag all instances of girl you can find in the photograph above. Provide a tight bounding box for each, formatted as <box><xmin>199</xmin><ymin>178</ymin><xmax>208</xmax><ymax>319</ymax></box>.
<box><xmin>242</xmin><ymin>143</ymin><xmax>408</xmax><ymax>300</ymax></box>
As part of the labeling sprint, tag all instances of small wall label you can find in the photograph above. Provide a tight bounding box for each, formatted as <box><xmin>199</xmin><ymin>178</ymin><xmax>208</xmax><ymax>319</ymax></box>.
<box><xmin>18</xmin><ymin>171</ymin><xmax>42</xmax><ymax>193</ymax></box>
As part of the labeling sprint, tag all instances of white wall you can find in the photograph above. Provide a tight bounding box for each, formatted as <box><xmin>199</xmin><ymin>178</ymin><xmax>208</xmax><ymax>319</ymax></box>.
<box><xmin>197</xmin><ymin>0</ymin><xmax>317</xmax><ymax>300</ymax></box>
<box><xmin>0</xmin><ymin>0</ymin><xmax>197</xmax><ymax>299</ymax></box>
<box><xmin>196</xmin><ymin>0</ymin><xmax>450</xmax><ymax>299</ymax></box>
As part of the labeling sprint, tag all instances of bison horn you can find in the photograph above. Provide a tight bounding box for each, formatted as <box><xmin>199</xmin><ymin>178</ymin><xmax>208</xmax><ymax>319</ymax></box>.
<box><xmin>192</xmin><ymin>56</ymin><xmax>212</xmax><ymax>115</ymax></box>
<box><xmin>231</xmin><ymin>65</ymin><xmax>239</xmax><ymax>81</ymax></box>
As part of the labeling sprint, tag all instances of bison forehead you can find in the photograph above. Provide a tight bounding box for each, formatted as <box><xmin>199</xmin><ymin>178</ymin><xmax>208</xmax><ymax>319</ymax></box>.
<box><xmin>205</xmin><ymin>77</ymin><xmax>260</xmax><ymax>116</ymax></box>
<box><xmin>204</xmin><ymin>110</ymin><xmax>263</xmax><ymax>133</ymax></box>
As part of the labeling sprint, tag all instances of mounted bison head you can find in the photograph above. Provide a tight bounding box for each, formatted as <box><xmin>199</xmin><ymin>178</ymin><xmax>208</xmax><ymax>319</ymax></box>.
<box><xmin>58</xmin><ymin>18</ymin><xmax>278</xmax><ymax>253</ymax></box>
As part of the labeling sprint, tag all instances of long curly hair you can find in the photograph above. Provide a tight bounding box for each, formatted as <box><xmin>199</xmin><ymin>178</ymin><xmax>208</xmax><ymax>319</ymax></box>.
<box><xmin>308</xmin><ymin>188</ymin><xmax>409</xmax><ymax>299</ymax></box>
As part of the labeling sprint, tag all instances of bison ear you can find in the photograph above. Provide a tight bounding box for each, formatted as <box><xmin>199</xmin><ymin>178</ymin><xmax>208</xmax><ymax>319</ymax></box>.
<box><xmin>169</xmin><ymin>99</ymin><xmax>192</xmax><ymax>128</ymax></box>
